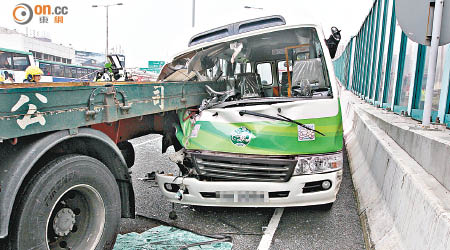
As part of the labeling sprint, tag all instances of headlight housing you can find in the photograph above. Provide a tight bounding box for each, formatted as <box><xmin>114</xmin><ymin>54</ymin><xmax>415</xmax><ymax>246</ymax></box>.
<box><xmin>293</xmin><ymin>151</ymin><xmax>343</xmax><ymax>175</ymax></box>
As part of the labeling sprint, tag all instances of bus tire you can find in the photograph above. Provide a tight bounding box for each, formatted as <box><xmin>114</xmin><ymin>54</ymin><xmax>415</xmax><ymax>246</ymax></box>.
<box><xmin>9</xmin><ymin>154</ymin><xmax>121</xmax><ymax>250</ymax></box>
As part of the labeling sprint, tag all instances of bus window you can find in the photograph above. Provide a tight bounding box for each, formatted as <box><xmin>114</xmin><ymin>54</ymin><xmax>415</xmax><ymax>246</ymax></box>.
<box><xmin>71</xmin><ymin>67</ymin><xmax>77</xmax><ymax>79</ymax></box>
<box><xmin>277</xmin><ymin>61</ymin><xmax>292</xmax><ymax>84</ymax></box>
<box><xmin>0</xmin><ymin>52</ymin><xmax>13</xmax><ymax>69</ymax></box>
<box><xmin>245</xmin><ymin>63</ymin><xmax>252</xmax><ymax>73</ymax></box>
<box><xmin>82</xmin><ymin>68</ymin><xmax>88</xmax><ymax>78</ymax></box>
<box><xmin>88</xmin><ymin>69</ymin><xmax>96</xmax><ymax>80</ymax></box>
<box><xmin>52</xmin><ymin>64</ymin><xmax>64</xmax><ymax>77</ymax></box>
<box><xmin>256</xmin><ymin>62</ymin><xmax>272</xmax><ymax>85</ymax></box>
<box><xmin>234</xmin><ymin>63</ymin><xmax>242</xmax><ymax>75</ymax></box>
<box><xmin>90</xmin><ymin>69</ymin><xmax>97</xmax><ymax>80</ymax></box>
<box><xmin>207</xmin><ymin>62</ymin><xmax>220</xmax><ymax>79</ymax></box>
<box><xmin>77</xmin><ymin>68</ymin><xmax>83</xmax><ymax>78</ymax></box>
<box><xmin>65</xmin><ymin>66</ymin><xmax>73</xmax><ymax>78</ymax></box>
<box><xmin>40</xmin><ymin>63</ymin><xmax>52</xmax><ymax>76</ymax></box>
<box><xmin>86</xmin><ymin>69</ymin><xmax>91</xmax><ymax>80</ymax></box>
<box><xmin>12</xmin><ymin>53</ymin><xmax>30</xmax><ymax>71</ymax></box>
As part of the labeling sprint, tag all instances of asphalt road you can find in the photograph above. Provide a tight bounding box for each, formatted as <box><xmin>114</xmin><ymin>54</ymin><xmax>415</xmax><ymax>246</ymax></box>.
<box><xmin>119</xmin><ymin>135</ymin><xmax>366</xmax><ymax>250</ymax></box>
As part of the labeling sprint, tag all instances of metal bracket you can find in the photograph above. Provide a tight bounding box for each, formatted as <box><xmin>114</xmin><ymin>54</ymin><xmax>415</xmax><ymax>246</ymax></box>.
<box><xmin>86</xmin><ymin>87</ymin><xmax>107</xmax><ymax>121</ymax></box>
<box><xmin>69</xmin><ymin>128</ymin><xmax>79</xmax><ymax>135</ymax></box>
<box><xmin>86</xmin><ymin>86</ymin><xmax>132</xmax><ymax>121</ymax></box>
<box><xmin>180</xmin><ymin>83</ymin><xmax>186</xmax><ymax>103</ymax></box>
<box><xmin>114</xmin><ymin>86</ymin><xmax>132</xmax><ymax>114</ymax></box>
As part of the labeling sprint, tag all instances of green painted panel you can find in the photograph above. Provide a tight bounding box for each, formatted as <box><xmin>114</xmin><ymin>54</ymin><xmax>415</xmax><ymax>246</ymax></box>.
<box><xmin>393</xmin><ymin>105</ymin><xmax>407</xmax><ymax>114</ymax></box>
<box><xmin>411</xmin><ymin>109</ymin><xmax>438</xmax><ymax>122</ymax></box>
<box><xmin>178</xmin><ymin>107</ymin><xmax>343</xmax><ymax>156</ymax></box>
<box><xmin>0</xmin><ymin>81</ymin><xmax>226</xmax><ymax>140</ymax></box>
<box><xmin>0</xmin><ymin>47</ymin><xmax>32</xmax><ymax>55</ymax></box>
<box><xmin>445</xmin><ymin>114</ymin><xmax>450</xmax><ymax>127</ymax></box>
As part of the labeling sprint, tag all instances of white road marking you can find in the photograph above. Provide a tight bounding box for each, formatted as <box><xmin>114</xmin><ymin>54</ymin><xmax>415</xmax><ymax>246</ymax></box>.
<box><xmin>257</xmin><ymin>208</ymin><xmax>284</xmax><ymax>250</ymax></box>
<box><xmin>134</xmin><ymin>137</ymin><xmax>162</xmax><ymax>147</ymax></box>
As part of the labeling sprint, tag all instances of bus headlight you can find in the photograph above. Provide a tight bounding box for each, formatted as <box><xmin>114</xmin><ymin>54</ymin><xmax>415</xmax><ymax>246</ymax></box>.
<box><xmin>293</xmin><ymin>151</ymin><xmax>343</xmax><ymax>175</ymax></box>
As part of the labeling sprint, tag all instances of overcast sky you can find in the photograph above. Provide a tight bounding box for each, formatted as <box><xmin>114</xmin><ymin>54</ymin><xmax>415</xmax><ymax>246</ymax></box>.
<box><xmin>0</xmin><ymin>0</ymin><xmax>373</xmax><ymax>67</ymax></box>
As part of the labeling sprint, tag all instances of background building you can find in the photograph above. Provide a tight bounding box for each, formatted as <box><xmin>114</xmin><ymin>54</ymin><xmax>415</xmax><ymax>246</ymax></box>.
<box><xmin>0</xmin><ymin>27</ymin><xmax>74</xmax><ymax>64</ymax></box>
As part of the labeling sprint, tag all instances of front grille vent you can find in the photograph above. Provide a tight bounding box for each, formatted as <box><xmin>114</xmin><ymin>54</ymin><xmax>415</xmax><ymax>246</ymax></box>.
<box><xmin>191</xmin><ymin>152</ymin><xmax>296</xmax><ymax>182</ymax></box>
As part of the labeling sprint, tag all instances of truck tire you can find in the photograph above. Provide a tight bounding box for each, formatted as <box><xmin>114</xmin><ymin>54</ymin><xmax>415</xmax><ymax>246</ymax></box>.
<box><xmin>9</xmin><ymin>154</ymin><xmax>121</xmax><ymax>250</ymax></box>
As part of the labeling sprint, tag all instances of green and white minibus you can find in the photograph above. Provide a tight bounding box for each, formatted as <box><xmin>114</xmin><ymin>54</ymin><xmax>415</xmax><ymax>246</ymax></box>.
<box><xmin>157</xmin><ymin>15</ymin><xmax>343</xmax><ymax>208</ymax></box>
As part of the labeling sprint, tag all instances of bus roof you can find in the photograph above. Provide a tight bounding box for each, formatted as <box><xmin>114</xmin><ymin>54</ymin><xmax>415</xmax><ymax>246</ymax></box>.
<box><xmin>37</xmin><ymin>60</ymin><xmax>101</xmax><ymax>70</ymax></box>
<box><xmin>172</xmin><ymin>22</ymin><xmax>320</xmax><ymax>61</ymax></box>
<box><xmin>188</xmin><ymin>15</ymin><xmax>286</xmax><ymax>47</ymax></box>
<box><xmin>0</xmin><ymin>47</ymin><xmax>32</xmax><ymax>55</ymax></box>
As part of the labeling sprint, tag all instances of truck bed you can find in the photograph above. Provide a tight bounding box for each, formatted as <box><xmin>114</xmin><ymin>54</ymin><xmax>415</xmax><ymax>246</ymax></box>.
<box><xmin>0</xmin><ymin>81</ymin><xmax>221</xmax><ymax>141</ymax></box>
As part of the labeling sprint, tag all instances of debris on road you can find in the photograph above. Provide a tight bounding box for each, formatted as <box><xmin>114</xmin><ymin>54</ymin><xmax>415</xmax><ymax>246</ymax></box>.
<box><xmin>113</xmin><ymin>225</ymin><xmax>233</xmax><ymax>250</ymax></box>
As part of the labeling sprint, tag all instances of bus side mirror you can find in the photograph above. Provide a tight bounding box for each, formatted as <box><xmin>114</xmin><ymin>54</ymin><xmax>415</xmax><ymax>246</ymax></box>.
<box><xmin>325</xmin><ymin>26</ymin><xmax>341</xmax><ymax>59</ymax></box>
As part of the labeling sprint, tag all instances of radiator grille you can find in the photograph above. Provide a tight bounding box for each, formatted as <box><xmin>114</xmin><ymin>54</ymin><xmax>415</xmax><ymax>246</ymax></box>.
<box><xmin>191</xmin><ymin>152</ymin><xmax>296</xmax><ymax>182</ymax></box>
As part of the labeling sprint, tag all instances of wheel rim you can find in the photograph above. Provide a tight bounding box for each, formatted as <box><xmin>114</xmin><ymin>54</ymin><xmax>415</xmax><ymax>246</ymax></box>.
<box><xmin>46</xmin><ymin>184</ymin><xmax>105</xmax><ymax>250</ymax></box>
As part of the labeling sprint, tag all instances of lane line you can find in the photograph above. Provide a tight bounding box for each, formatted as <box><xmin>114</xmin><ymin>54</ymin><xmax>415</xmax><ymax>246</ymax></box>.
<box><xmin>257</xmin><ymin>208</ymin><xmax>284</xmax><ymax>250</ymax></box>
<box><xmin>134</xmin><ymin>137</ymin><xmax>162</xmax><ymax>147</ymax></box>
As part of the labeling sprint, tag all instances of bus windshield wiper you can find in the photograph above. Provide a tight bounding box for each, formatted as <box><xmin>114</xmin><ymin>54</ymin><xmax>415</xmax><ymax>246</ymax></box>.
<box><xmin>238</xmin><ymin>110</ymin><xmax>325</xmax><ymax>136</ymax></box>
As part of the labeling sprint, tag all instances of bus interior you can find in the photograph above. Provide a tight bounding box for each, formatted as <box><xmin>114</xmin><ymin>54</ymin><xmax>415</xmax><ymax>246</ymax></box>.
<box><xmin>159</xmin><ymin>27</ymin><xmax>333</xmax><ymax>109</ymax></box>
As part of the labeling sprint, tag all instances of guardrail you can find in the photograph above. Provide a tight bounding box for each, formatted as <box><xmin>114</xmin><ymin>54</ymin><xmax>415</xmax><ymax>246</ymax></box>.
<box><xmin>333</xmin><ymin>0</ymin><xmax>450</xmax><ymax>127</ymax></box>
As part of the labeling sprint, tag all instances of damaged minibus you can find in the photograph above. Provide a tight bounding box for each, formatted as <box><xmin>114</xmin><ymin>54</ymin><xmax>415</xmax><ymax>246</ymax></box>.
<box><xmin>156</xmin><ymin>15</ymin><xmax>343</xmax><ymax>209</ymax></box>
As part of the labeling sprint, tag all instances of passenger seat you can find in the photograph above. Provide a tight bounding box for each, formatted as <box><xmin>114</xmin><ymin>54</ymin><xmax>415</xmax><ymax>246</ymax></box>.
<box><xmin>235</xmin><ymin>72</ymin><xmax>263</xmax><ymax>98</ymax></box>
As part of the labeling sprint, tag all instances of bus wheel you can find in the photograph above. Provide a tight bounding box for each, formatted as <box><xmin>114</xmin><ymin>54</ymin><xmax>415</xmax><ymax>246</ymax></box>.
<box><xmin>9</xmin><ymin>154</ymin><xmax>121</xmax><ymax>250</ymax></box>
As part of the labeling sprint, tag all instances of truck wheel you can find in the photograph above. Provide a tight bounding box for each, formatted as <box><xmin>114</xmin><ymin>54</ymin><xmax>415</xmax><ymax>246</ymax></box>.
<box><xmin>9</xmin><ymin>154</ymin><xmax>121</xmax><ymax>250</ymax></box>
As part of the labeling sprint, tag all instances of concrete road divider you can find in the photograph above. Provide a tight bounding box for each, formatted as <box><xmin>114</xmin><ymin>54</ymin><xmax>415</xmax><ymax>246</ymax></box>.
<box><xmin>340</xmin><ymin>86</ymin><xmax>450</xmax><ymax>250</ymax></box>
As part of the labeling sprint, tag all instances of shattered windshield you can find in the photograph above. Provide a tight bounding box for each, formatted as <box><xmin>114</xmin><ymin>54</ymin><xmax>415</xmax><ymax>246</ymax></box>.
<box><xmin>160</xmin><ymin>27</ymin><xmax>332</xmax><ymax>109</ymax></box>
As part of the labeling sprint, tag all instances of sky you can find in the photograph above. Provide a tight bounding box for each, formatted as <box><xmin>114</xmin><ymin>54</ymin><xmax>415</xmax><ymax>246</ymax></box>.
<box><xmin>0</xmin><ymin>0</ymin><xmax>374</xmax><ymax>67</ymax></box>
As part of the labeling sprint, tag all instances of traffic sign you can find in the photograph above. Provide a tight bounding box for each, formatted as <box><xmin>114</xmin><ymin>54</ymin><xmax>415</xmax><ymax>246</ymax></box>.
<box><xmin>396</xmin><ymin>0</ymin><xmax>450</xmax><ymax>46</ymax></box>
<box><xmin>148</xmin><ymin>61</ymin><xmax>165</xmax><ymax>68</ymax></box>
<box><xmin>140</xmin><ymin>68</ymin><xmax>161</xmax><ymax>73</ymax></box>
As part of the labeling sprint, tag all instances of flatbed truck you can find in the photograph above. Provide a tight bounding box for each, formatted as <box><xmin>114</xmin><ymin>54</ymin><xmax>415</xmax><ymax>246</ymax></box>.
<box><xmin>0</xmin><ymin>80</ymin><xmax>223</xmax><ymax>249</ymax></box>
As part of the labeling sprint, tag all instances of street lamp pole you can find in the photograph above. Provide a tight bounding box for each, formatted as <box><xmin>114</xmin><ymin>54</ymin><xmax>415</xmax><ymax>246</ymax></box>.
<box><xmin>192</xmin><ymin>0</ymin><xmax>195</xmax><ymax>27</ymax></box>
<box><xmin>92</xmin><ymin>3</ymin><xmax>123</xmax><ymax>61</ymax></box>
<box><xmin>422</xmin><ymin>0</ymin><xmax>444</xmax><ymax>126</ymax></box>
<box><xmin>106</xmin><ymin>6</ymin><xmax>109</xmax><ymax>60</ymax></box>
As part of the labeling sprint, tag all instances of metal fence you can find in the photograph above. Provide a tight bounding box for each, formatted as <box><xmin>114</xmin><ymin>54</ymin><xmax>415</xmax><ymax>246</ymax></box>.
<box><xmin>333</xmin><ymin>0</ymin><xmax>450</xmax><ymax>127</ymax></box>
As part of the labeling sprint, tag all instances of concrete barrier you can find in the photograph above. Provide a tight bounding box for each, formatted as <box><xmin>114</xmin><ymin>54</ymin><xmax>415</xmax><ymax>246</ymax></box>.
<box><xmin>340</xmin><ymin>87</ymin><xmax>450</xmax><ymax>250</ymax></box>
<box><xmin>358</xmin><ymin>104</ymin><xmax>450</xmax><ymax>191</ymax></box>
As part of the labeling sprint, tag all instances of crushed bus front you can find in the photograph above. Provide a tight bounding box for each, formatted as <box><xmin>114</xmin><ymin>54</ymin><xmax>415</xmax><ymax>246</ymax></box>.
<box><xmin>156</xmin><ymin>17</ymin><xmax>343</xmax><ymax>207</ymax></box>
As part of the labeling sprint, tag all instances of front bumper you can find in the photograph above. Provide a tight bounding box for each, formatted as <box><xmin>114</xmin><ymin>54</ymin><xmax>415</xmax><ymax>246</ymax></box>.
<box><xmin>156</xmin><ymin>170</ymin><xmax>343</xmax><ymax>207</ymax></box>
